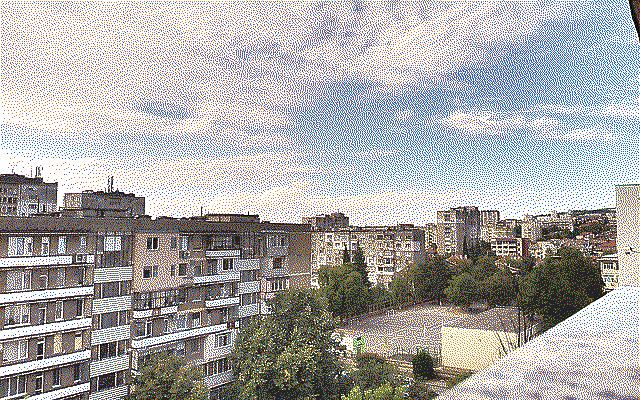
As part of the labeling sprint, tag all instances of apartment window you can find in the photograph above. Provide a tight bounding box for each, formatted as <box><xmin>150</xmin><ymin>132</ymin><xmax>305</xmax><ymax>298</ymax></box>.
<box><xmin>146</xmin><ymin>237</ymin><xmax>159</xmax><ymax>250</ymax></box>
<box><xmin>79</xmin><ymin>236</ymin><xmax>87</xmax><ymax>249</ymax></box>
<box><xmin>0</xmin><ymin>375</ymin><xmax>26</xmax><ymax>398</ymax></box>
<box><xmin>270</xmin><ymin>278</ymin><xmax>289</xmax><ymax>292</ymax></box>
<box><xmin>104</xmin><ymin>236</ymin><xmax>122</xmax><ymax>252</ymax></box>
<box><xmin>179</xmin><ymin>236</ymin><xmax>188</xmax><ymax>251</ymax></box>
<box><xmin>52</xmin><ymin>368</ymin><xmax>61</xmax><ymax>387</ymax></box>
<box><xmin>41</xmin><ymin>237</ymin><xmax>50</xmax><ymax>256</ymax></box>
<box><xmin>97</xmin><ymin>340</ymin><xmax>127</xmax><ymax>360</ymax></box>
<box><xmin>6</xmin><ymin>270</ymin><xmax>31</xmax><ymax>292</ymax></box>
<box><xmin>191</xmin><ymin>312</ymin><xmax>201</xmax><ymax>328</ymax></box>
<box><xmin>178</xmin><ymin>263</ymin><xmax>188</xmax><ymax>277</ymax></box>
<box><xmin>143</xmin><ymin>266</ymin><xmax>152</xmax><ymax>279</ymax></box>
<box><xmin>55</xmin><ymin>267</ymin><xmax>66</xmax><ymax>288</ymax></box>
<box><xmin>176</xmin><ymin>314</ymin><xmax>187</xmax><ymax>331</ymax></box>
<box><xmin>145</xmin><ymin>319</ymin><xmax>153</xmax><ymax>337</ymax></box>
<box><xmin>54</xmin><ymin>301</ymin><xmax>64</xmax><ymax>321</ymax></box>
<box><xmin>241</xmin><ymin>292</ymin><xmax>258</xmax><ymax>306</ymax></box>
<box><xmin>75</xmin><ymin>332</ymin><xmax>83</xmax><ymax>351</ymax></box>
<box><xmin>93</xmin><ymin>371</ymin><xmax>125</xmax><ymax>392</ymax></box>
<box><xmin>170</xmin><ymin>237</ymin><xmax>178</xmax><ymax>250</ymax></box>
<box><xmin>240</xmin><ymin>270</ymin><xmax>258</xmax><ymax>283</ymax></box>
<box><xmin>170</xmin><ymin>265</ymin><xmax>176</xmax><ymax>277</ymax></box>
<box><xmin>36</xmin><ymin>338</ymin><xmax>45</xmax><ymax>360</ymax></box>
<box><xmin>222</xmin><ymin>258</ymin><xmax>234</xmax><ymax>271</ymax></box>
<box><xmin>54</xmin><ymin>333</ymin><xmax>63</xmax><ymax>354</ymax></box>
<box><xmin>1</xmin><ymin>340</ymin><xmax>28</xmax><ymax>363</ymax></box>
<box><xmin>215</xmin><ymin>332</ymin><xmax>230</xmax><ymax>348</ymax></box>
<box><xmin>8</xmin><ymin>237</ymin><xmax>33</xmax><ymax>257</ymax></box>
<box><xmin>74</xmin><ymin>364</ymin><xmax>82</xmax><ymax>382</ymax></box>
<box><xmin>204</xmin><ymin>358</ymin><xmax>231</xmax><ymax>376</ymax></box>
<box><xmin>4</xmin><ymin>304</ymin><xmax>30</xmax><ymax>327</ymax></box>
<box><xmin>272</xmin><ymin>257</ymin><xmax>283</xmax><ymax>269</ymax></box>
<box><xmin>188</xmin><ymin>338</ymin><xmax>200</xmax><ymax>353</ymax></box>
<box><xmin>58</xmin><ymin>236</ymin><xmax>67</xmax><ymax>255</ymax></box>
<box><xmin>76</xmin><ymin>299</ymin><xmax>84</xmax><ymax>317</ymax></box>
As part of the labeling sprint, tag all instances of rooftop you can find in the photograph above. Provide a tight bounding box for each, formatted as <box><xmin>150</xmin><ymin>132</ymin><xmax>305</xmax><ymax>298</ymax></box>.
<box><xmin>439</xmin><ymin>286</ymin><xmax>640</xmax><ymax>400</ymax></box>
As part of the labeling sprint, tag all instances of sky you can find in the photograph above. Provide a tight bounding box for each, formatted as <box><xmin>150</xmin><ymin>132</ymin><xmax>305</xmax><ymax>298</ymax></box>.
<box><xmin>1</xmin><ymin>1</ymin><xmax>639</xmax><ymax>225</ymax></box>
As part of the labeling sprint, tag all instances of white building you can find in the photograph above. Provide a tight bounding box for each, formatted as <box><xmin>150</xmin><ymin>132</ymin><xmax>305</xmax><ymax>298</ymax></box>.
<box><xmin>598</xmin><ymin>254</ymin><xmax>619</xmax><ymax>292</ymax></box>
<box><xmin>616</xmin><ymin>185</ymin><xmax>640</xmax><ymax>287</ymax></box>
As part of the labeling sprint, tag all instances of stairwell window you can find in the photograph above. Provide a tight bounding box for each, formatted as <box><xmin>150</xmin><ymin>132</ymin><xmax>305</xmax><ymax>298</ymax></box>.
<box><xmin>146</xmin><ymin>237</ymin><xmax>159</xmax><ymax>250</ymax></box>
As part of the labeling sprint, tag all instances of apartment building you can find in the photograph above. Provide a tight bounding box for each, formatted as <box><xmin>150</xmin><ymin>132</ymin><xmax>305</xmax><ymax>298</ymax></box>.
<box><xmin>310</xmin><ymin>224</ymin><xmax>426</xmax><ymax>287</ymax></box>
<box><xmin>422</xmin><ymin>223</ymin><xmax>437</xmax><ymax>252</ymax></box>
<box><xmin>0</xmin><ymin>215</ymin><xmax>311</xmax><ymax>400</ymax></box>
<box><xmin>522</xmin><ymin>212</ymin><xmax>574</xmax><ymax>241</ymax></box>
<box><xmin>62</xmin><ymin>191</ymin><xmax>145</xmax><ymax>218</ymax></box>
<box><xmin>490</xmin><ymin>237</ymin><xmax>530</xmax><ymax>259</ymax></box>
<box><xmin>598</xmin><ymin>254</ymin><xmax>619</xmax><ymax>292</ymax></box>
<box><xmin>302</xmin><ymin>212</ymin><xmax>349</xmax><ymax>231</ymax></box>
<box><xmin>0</xmin><ymin>171</ymin><xmax>58</xmax><ymax>216</ymax></box>
<box><xmin>616</xmin><ymin>184</ymin><xmax>640</xmax><ymax>286</ymax></box>
<box><xmin>436</xmin><ymin>206</ymin><xmax>481</xmax><ymax>257</ymax></box>
<box><xmin>530</xmin><ymin>240</ymin><xmax>559</xmax><ymax>262</ymax></box>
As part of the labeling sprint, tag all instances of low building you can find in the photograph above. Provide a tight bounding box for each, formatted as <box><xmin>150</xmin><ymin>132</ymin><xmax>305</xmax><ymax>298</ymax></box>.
<box><xmin>490</xmin><ymin>238</ymin><xmax>529</xmax><ymax>259</ymax></box>
<box><xmin>0</xmin><ymin>170</ymin><xmax>58</xmax><ymax>216</ymax></box>
<box><xmin>441</xmin><ymin>307</ymin><xmax>538</xmax><ymax>372</ymax></box>
<box><xmin>530</xmin><ymin>240</ymin><xmax>559</xmax><ymax>262</ymax></box>
<box><xmin>598</xmin><ymin>254</ymin><xmax>619</xmax><ymax>292</ymax></box>
<box><xmin>62</xmin><ymin>190</ymin><xmax>145</xmax><ymax>218</ymax></box>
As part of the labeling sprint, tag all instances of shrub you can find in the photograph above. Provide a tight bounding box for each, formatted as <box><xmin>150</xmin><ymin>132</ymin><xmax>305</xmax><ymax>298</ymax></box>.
<box><xmin>412</xmin><ymin>351</ymin><xmax>435</xmax><ymax>380</ymax></box>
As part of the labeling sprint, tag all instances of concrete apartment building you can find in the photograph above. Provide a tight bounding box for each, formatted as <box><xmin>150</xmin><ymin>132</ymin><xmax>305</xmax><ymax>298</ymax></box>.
<box><xmin>522</xmin><ymin>211</ymin><xmax>574</xmax><ymax>241</ymax></box>
<box><xmin>62</xmin><ymin>192</ymin><xmax>145</xmax><ymax>218</ymax></box>
<box><xmin>436</xmin><ymin>206</ymin><xmax>481</xmax><ymax>257</ymax></box>
<box><xmin>0</xmin><ymin>215</ymin><xmax>311</xmax><ymax>400</ymax></box>
<box><xmin>310</xmin><ymin>224</ymin><xmax>426</xmax><ymax>287</ymax></box>
<box><xmin>598</xmin><ymin>253</ymin><xmax>619</xmax><ymax>292</ymax></box>
<box><xmin>422</xmin><ymin>223</ymin><xmax>437</xmax><ymax>252</ymax></box>
<box><xmin>302</xmin><ymin>212</ymin><xmax>349</xmax><ymax>231</ymax></box>
<box><xmin>490</xmin><ymin>237</ymin><xmax>530</xmax><ymax>259</ymax></box>
<box><xmin>0</xmin><ymin>171</ymin><xmax>58</xmax><ymax>216</ymax></box>
<box><xmin>616</xmin><ymin>184</ymin><xmax>640</xmax><ymax>287</ymax></box>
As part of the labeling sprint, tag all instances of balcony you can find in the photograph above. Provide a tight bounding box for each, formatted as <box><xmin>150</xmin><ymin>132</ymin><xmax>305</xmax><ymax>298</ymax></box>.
<box><xmin>193</xmin><ymin>271</ymin><xmax>240</xmax><ymax>284</ymax></box>
<box><xmin>237</xmin><ymin>258</ymin><xmax>260</xmax><ymax>270</ymax></box>
<box><xmin>0</xmin><ymin>318</ymin><xmax>92</xmax><ymax>341</ymax></box>
<box><xmin>205</xmin><ymin>296</ymin><xmax>240</xmax><ymax>308</ymax></box>
<box><xmin>266</xmin><ymin>246</ymin><xmax>288</xmax><ymax>257</ymax></box>
<box><xmin>205</xmin><ymin>249</ymin><xmax>241</xmax><ymax>258</ymax></box>
<box><xmin>0</xmin><ymin>255</ymin><xmax>73</xmax><ymax>269</ymax></box>
<box><xmin>239</xmin><ymin>303</ymin><xmax>260</xmax><ymax>318</ymax></box>
<box><xmin>29</xmin><ymin>382</ymin><xmax>90</xmax><ymax>400</ymax></box>
<box><xmin>238</xmin><ymin>281</ymin><xmax>260</xmax><ymax>294</ymax></box>
<box><xmin>0</xmin><ymin>350</ymin><xmax>91</xmax><ymax>378</ymax></box>
<box><xmin>94</xmin><ymin>265</ymin><xmax>133</xmax><ymax>283</ymax></box>
<box><xmin>204</xmin><ymin>370</ymin><xmax>234</xmax><ymax>388</ymax></box>
<box><xmin>0</xmin><ymin>286</ymin><xmax>93</xmax><ymax>304</ymax></box>
<box><xmin>90</xmin><ymin>354</ymin><xmax>130</xmax><ymax>378</ymax></box>
<box><xmin>88</xmin><ymin>385</ymin><xmax>128</xmax><ymax>400</ymax></box>
<box><xmin>91</xmin><ymin>325</ymin><xmax>131</xmax><ymax>346</ymax></box>
<box><xmin>130</xmin><ymin>323</ymin><xmax>227</xmax><ymax>349</ymax></box>
<box><xmin>92</xmin><ymin>296</ymin><xmax>132</xmax><ymax>314</ymax></box>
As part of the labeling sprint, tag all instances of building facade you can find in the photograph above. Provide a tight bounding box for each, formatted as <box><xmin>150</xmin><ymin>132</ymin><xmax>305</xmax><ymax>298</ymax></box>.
<box><xmin>616</xmin><ymin>184</ymin><xmax>640</xmax><ymax>287</ymax></box>
<box><xmin>302</xmin><ymin>212</ymin><xmax>349</xmax><ymax>231</ymax></box>
<box><xmin>0</xmin><ymin>215</ymin><xmax>310</xmax><ymax>400</ymax></box>
<box><xmin>490</xmin><ymin>237</ymin><xmax>530</xmax><ymax>259</ymax></box>
<box><xmin>0</xmin><ymin>172</ymin><xmax>58</xmax><ymax>217</ymax></box>
<box><xmin>598</xmin><ymin>254</ymin><xmax>619</xmax><ymax>292</ymax></box>
<box><xmin>310</xmin><ymin>224</ymin><xmax>426</xmax><ymax>287</ymax></box>
<box><xmin>62</xmin><ymin>191</ymin><xmax>145</xmax><ymax>218</ymax></box>
<box><xmin>436</xmin><ymin>206</ymin><xmax>481</xmax><ymax>257</ymax></box>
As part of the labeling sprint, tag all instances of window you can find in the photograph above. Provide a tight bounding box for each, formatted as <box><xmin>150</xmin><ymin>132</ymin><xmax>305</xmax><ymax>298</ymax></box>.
<box><xmin>41</xmin><ymin>237</ymin><xmax>50</xmax><ymax>256</ymax></box>
<box><xmin>104</xmin><ymin>236</ymin><xmax>122</xmax><ymax>252</ymax></box>
<box><xmin>4</xmin><ymin>304</ymin><xmax>30</xmax><ymax>326</ymax></box>
<box><xmin>58</xmin><ymin>236</ymin><xmax>67</xmax><ymax>255</ymax></box>
<box><xmin>188</xmin><ymin>338</ymin><xmax>200</xmax><ymax>352</ymax></box>
<box><xmin>240</xmin><ymin>292</ymin><xmax>258</xmax><ymax>306</ymax></box>
<box><xmin>170</xmin><ymin>237</ymin><xmax>178</xmax><ymax>250</ymax></box>
<box><xmin>222</xmin><ymin>258</ymin><xmax>234</xmax><ymax>271</ymax></box>
<box><xmin>76</xmin><ymin>299</ymin><xmax>84</xmax><ymax>317</ymax></box>
<box><xmin>56</xmin><ymin>267</ymin><xmax>66</xmax><ymax>288</ymax></box>
<box><xmin>145</xmin><ymin>319</ymin><xmax>153</xmax><ymax>337</ymax></box>
<box><xmin>79</xmin><ymin>236</ymin><xmax>87</xmax><ymax>249</ymax></box>
<box><xmin>272</xmin><ymin>257</ymin><xmax>283</xmax><ymax>269</ymax></box>
<box><xmin>270</xmin><ymin>278</ymin><xmax>289</xmax><ymax>292</ymax></box>
<box><xmin>97</xmin><ymin>340</ymin><xmax>127</xmax><ymax>360</ymax></box>
<box><xmin>178</xmin><ymin>263</ymin><xmax>188</xmax><ymax>277</ymax></box>
<box><xmin>8</xmin><ymin>237</ymin><xmax>33</xmax><ymax>256</ymax></box>
<box><xmin>204</xmin><ymin>358</ymin><xmax>232</xmax><ymax>376</ymax></box>
<box><xmin>143</xmin><ymin>266</ymin><xmax>152</xmax><ymax>279</ymax></box>
<box><xmin>170</xmin><ymin>265</ymin><xmax>176</xmax><ymax>276</ymax></box>
<box><xmin>1</xmin><ymin>375</ymin><xmax>26</xmax><ymax>398</ymax></box>
<box><xmin>54</xmin><ymin>333</ymin><xmax>63</xmax><ymax>354</ymax></box>
<box><xmin>152</xmin><ymin>266</ymin><xmax>159</xmax><ymax>277</ymax></box>
<box><xmin>75</xmin><ymin>332</ymin><xmax>83</xmax><ymax>351</ymax></box>
<box><xmin>1</xmin><ymin>340</ymin><xmax>28</xmax><ymax>363</ymax></box>
<box><xmin>93</xmin><ymin>371</ymin><xmax>125</xmax><ymax>391</ymax></box>
<box><xmin>146</xmin><ymin>237</ymin><xmax>159</xmax><ymax>250</ymax></box>
<box><xmin>215</xmin><ymin>333</ymin><xmax>230</xmax><ymax>348</ymax></box>
<box><xmin>180</xmin><ymin>236</ymin><xmax>188</xmax><ymax>251</ymax></box>
<box><xmin>191</xmin><ymin>312</ymin><xmax>201</xmax><ymax>328</ymax></box>
<box><xmin>240</xmin><ymin>270</ymin><xmax>258</xmax><ymax>282</ymax></box>
<box><xmin>6</xmin><ymin>270</ymin><xmax>31</xmax><ymax>292</ymax></box>
<box><xmin>36</xmin><ymin>338</ymin><xmax>45</xmax><ymax>360</ymax></box>
<box><xmin>74</xmin><ymin>364</ymin><xmax>82</xmax><ymax>382</ymax></box>
<box><xmin>176</xmin><ymin>314</ymin><xmax>187</xmax><ymax>331</ymax></box>
<box><xmin>52</xmin><ymin>368</ymin><xmax>61</xmax><ymax>387</ymax></box>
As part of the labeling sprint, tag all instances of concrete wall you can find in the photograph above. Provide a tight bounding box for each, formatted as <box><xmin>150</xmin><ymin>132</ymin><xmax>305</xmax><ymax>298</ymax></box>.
<box><xmin>441</xmin><ymin>326</ymin><xmax>518</xmax><ymax>372</ymax></box>
<box><xmin>617</xmin><ymin>185</ymin><xmax>640</xmax><ymax>287</ymax></box>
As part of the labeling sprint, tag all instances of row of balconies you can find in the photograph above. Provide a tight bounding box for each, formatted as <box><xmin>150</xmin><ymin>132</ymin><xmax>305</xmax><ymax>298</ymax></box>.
<box><xmin>0</xmin><ymin>254</ymin><xmax>95</xmax><ymax>269</ymax></box>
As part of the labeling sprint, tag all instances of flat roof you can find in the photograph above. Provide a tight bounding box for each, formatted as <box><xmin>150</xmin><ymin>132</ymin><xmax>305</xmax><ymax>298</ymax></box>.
<box><xmin>438</xmin><ymin>286</ymin><xmax>640</xmax><ymax>399</ymax></box>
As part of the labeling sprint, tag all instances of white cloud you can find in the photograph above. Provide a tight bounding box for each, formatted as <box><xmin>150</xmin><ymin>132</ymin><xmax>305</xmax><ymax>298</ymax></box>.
<box><xmin>556</xmin><ymin>127</ymin><xmax>614</xmax><ymax>141</ymax></box>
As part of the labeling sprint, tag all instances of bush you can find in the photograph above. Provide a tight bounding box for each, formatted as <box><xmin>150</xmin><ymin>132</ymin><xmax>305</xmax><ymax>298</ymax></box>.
<box><xmin>411</xmin><ymin>351</ymin><xmax>435</xmax><ymax>380</ymax></box>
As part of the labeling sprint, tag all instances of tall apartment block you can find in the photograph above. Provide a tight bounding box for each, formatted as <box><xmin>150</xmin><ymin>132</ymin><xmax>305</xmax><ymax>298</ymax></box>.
<box><xmin>436</xmin><ymin>206</ymin><xmax>481</xmax><ymax>257</ymax></box>
<box><xmin>616</xmin><ymin>184</ymin><xmax>640</xmax><ymax>287</ymax></box>
<box><xmin>0</xmin><ymin>171</ymin><xmax>58</xmax><ymax>216</ymax></box>
<box><xmin>0</xmin><ymin>215</ymin><xmax>310</xmax><ymax>400</ymax></box>
<box><xmin>422</xmin><ymin>223</ymin><xmax>437</xmax><ymax>252</ymax></box>
<box><xmin>302</xmin><ymin>212</ymin><xmax>349</xmax><ymax>231</ymax></box>
<box><xmin>309</xmin><ymin>224</ymin><xmax>426</xmax><ymax>287</ymax></box>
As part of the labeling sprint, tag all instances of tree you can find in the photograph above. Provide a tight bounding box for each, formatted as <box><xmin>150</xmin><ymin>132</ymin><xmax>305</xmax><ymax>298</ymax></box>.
<box><xmin>482</xmin><ymin>271</ymin><xmax>518</xmax><ymax>307</ymax></box>
<box><xmin>389</xmin><ymin>269</ymin><xmax>414</xmax><ymax>306</ymax></box>
<box><xmin>470</xmin><ymin>256</ymin><xmax>499</xmax><ymax>282</ymax></box>
<box><xmin>444</xmin><ymin>273</ymin><xmax>480</xmax><ymax>308</ymax></box>
<box><xmin>343</xmin><ymin>248</ymin><xmax>352</xmax><ymax>265</ymax></box>
<box><xmin>411</xmin><ymin>351</ymin><xmax>435</xmax><ymax>380</ymax></box>
<box><xmin>352</xmin><ymin>245</ymin><xmax>371</xmax><ymax>287</ymax></box>
<box><xmin>519</xmin><ymin>247</ymin><xmax>603</xmax><ymax>330</ymax></box>
<box><xmin>342</xmin><ymin>384</ymin><xmax>405</xmax><ymax>400</ymax></box>
<box><xmin>231</xmin><ymin>289</ymin><xmax>345</xmax><ymax>400</ymax></box>
<box><xmin>319</xmin><ymin>263</ymin><xmax>370</xmax><ymax>319</ymax></box>
<box><xmin>351</xmin><ymin>353</ymin><xmax>401</xmax><ymax>392</ymax></box>
<box><xmin>127</xmin><ymin>353</ymin><xmax>208</xmax><ymax>400</ymax></box>
<box><xmin>411</xmin><ymin>256</ymin><xmax>454</xmax><ymax>302</ymax></box>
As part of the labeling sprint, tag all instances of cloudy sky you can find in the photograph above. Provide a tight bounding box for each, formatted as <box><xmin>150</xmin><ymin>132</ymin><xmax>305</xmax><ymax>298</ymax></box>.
<box><xmin>1</xmin><ymin>1</ymin><xmax>638</xmax><ymax>225</ymax></box>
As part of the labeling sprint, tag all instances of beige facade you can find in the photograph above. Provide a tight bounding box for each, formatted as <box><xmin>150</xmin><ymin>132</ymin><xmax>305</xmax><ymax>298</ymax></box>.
<box><xmin>617</xmin><ymin>185</ymin><xmax>640</xmax><ymax>287</ymax></box>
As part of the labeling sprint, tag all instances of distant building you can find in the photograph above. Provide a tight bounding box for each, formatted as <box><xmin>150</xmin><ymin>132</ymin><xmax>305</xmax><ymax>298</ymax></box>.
<box><xmin>523</xmin><ymin>211</ymin><xmax>574</xmax><ymax>241</ymax></box>
<box><xmin>530</xmin><ymin>240</ymin><xmax>559</xmax><ymax>262</ymax></box>
<box><xmin>422</xmin><ymin>223</ymin><xmax>437</xmax><ymax>252</ymax></box>
<box><xmin>441</xmin><ymin>307</ymin><xmax>539</xmax><ymax>372</ymax></box>
<box><xmin>302</xmin><ymin>212</ymin><xmax>349</xmax><ymax>231</ymax></box>
<box><xmin>310</xmin><ymin>224</ymin><xmax>426</xmax><ymax>287</ymax></box>
<box><xmin>598</xmin><ymin>253</ymin><xmax>619</xmax><ymax>292</ymax></box>
<box><xmin>63</xmin><ymin>190</ymin><xmax>145</xmax><ymax>218</ymax></box>
<box><xmin>203</xmin><ymin>214</ymin><xmax>260</xmax><ymax>223</ymax></box>
<box><xmin>480</xmin><ymin>210</ymin><xmax>500</xmax><ymax>242</ymax></box>
<box><xmin>490</xmin><ymin>237</ymin><xmax>530</xmax><ymax>259</ymax></box>
<box><xmin>616</xmin><ymin>184</ymin><xmax>640</xmax><ymax>286</ymax></box>
<box><xmin>0</xmin><ymin>169</ymin><xmax>58</xmax><ymax>216</ymax></box>
<box><xmin>436</xmin><ymin>206</ymin><xmax>481</xmax><ymax>257</ymax></box>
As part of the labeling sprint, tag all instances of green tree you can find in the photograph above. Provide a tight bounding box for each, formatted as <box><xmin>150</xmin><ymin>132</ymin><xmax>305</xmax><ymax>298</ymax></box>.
<box><xmin>342</xmin><ymin>384</ymin><xmax>405</xmax><ymax>400</ymax></box>
<box><xmin>483</xmin><ymin>271</ymin><xmax>518</xmax><ymax>307</ymax></box>
<box><xmin>232</xmin><ymin>289</ymin><xmax>345</xmax><ymax>400</ymax></box>
<box><xmin>351</xmin><ymin>353</ymin><xmax>401</xmax><ymax>392</ymax></box>
<box><xmin>127</xmin><ymin>353</ymin><xmax>208</xmax><ymax>400</ymax></box>
<box><xmin>319</xmin><ymin>263</ymin><xmax>370</xmax><ymax>319</ymax></box>
<box><xmin>519</xmin><ymin>247</ymin><xmax>603</xmax><ymax>330</ymax></box>
<box><xmin>411</xmin><ymin>351</ymin><xmax>435</xmax><ymax>380</ymax></box>
<box><xmin>411</xmin><ymin>256</ymin><xmax>454</xmax><ymax>302</ymax></box>
<box><xmin>470</xmin><ymin>256</ymin><xmax>498</xmax><ymax>281</ymax></box>
<box><xmin>352</xmin><ymin>245</ymin><xmax>371</xmax><ymax>287</ymax></box>
<box><xmin>389</xmin><ymin>269</ymin><xmax>414</xmax><ymax>306</ymax></box>
<box><xmin>343</xmin><ymin>248</ymin><xmax>352</xmax><ymax>265</ymax></box>
<box><xmin>444</xmin><ymin>273</ymin><xmax>480</xmax><ymax>308</ymax></box>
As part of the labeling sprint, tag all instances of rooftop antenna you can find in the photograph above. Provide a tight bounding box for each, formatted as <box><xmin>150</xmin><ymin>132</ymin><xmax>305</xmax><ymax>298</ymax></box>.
<box><xmin>107</xmin><ymin>176</ymin><xmax>114</xmax><ymax>193</ymax></box>
<box><xmin>35</xmin><ymin>166</ymin><xmax>42</xmax><ymax>178</ymax></box>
